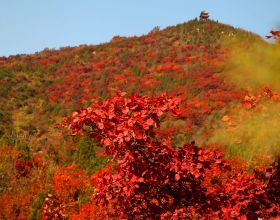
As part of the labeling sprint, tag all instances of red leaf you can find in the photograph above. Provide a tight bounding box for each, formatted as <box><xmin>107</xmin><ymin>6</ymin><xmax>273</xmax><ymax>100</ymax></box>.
<box><xmin>98</xmin><ymin>122</ymin><xmax>104</xmax><ymax>130</ymax></box>
<box><xmin>146</xmin><ymin>118</ymin><xmax>154</xmax><ymax>126</ymax></box>
<box><xmin>103</xmin><ymin>138</ymin><xmax>111</xmax><ymax>146</ymax></box>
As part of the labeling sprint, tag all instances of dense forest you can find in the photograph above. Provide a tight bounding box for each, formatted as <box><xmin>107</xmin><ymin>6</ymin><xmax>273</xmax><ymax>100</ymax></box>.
<box><xmin>0</xmin><ymin>19</ymin><xmax>279</xmax><ymax>219</ymax></box>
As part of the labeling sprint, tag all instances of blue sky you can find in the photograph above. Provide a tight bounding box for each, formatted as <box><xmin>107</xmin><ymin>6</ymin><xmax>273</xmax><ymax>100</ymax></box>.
<box><xmin>0</xmin><ymin>0</ymin><xmax>279</xmax><ymax>56</ymax></box>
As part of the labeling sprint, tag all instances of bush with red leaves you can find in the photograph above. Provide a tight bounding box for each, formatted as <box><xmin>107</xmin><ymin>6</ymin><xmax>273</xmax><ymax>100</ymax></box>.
<box><xmin>62</xmin><ymin>92</ymin><xmax>279</xmax><ymax>219</ymax></box>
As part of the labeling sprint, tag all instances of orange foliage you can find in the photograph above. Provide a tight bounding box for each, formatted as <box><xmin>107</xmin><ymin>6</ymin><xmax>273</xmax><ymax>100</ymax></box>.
<box><xmin>52</xmin><ymin>165</ymin><xmax>89</xmax><ymax>201</ymax></box>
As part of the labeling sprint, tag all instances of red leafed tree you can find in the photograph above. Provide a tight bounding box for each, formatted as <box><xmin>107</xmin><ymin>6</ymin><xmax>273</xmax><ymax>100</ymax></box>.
<box><xmin>62</xmin><ymin>92</ymin><xmax>279</xmax><ymax>219</ymax></box>
<box><xmin>41</xmin><ymin>165</ymin><xmax>90</xmax><ymax>219</ymax></box>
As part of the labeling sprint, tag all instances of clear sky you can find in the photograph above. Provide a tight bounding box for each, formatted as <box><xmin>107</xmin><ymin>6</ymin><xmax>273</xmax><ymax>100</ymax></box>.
<box><xmin>0</xmin><ymin>0</ymin><xmax>279</xmax><ymax>57</ymax></box>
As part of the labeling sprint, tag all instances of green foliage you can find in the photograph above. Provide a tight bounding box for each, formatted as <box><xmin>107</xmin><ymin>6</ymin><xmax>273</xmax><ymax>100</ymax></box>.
<box><xmin>132</xmin><ymin>65</ymin><xmax>144</xmax><ymax>77</ymax></box>
<box><xmin>47</xmin><ymin>144</ymin><xmax>60</xmax><ymax>164</ymax></box>
<box><xmin>172</xmin><ymin>132</ymin><xmax>193</xmax><ymax>148</ymax></box>
<box><xmin>28</xmin><ymin>192</ymin><xmax>47</xmax><ymax>220</ymax></box>
<box><xmin>154</xmin><ymin>74</ymin><xmax>176</xmax><ymax>91</ymax></box>
<box><xmin>0</xmin><ymin>110</ymin><xmax>13</xmax><ymax>138</ymax></box>
<box><xmin>186</xmin><ymin>88</ymin><xmax>201</xmax><ymax>99</ymax></box>
<box><xmin>0</xmin><ymin>150</ymin><xmax>15</xmax><ymax>195</ymax></box>
<box><xmin>74</xmin><ymin>135</ymin><xmax>108</xmax><ymax>175</ymax></box>
<box><xmin>74</xmin><ymin>135</ymin><xmax>96</xmax><ymax>164</ymax></box>
<box><xmin>17</xmin><ymin>143</ymin><xmax>31</xmax><ymax>161</ymax></box>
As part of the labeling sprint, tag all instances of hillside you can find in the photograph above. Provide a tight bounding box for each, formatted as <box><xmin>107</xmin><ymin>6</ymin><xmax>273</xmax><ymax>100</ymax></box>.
<box><xmin>0</xmin><ymin>19</ymin><xmax>279</xmax><ymax>219</ymax></box>
<box><xmin>0</xmin><ymin>19</ymin><xmax>260</xmax><ymax>148</ymax></box>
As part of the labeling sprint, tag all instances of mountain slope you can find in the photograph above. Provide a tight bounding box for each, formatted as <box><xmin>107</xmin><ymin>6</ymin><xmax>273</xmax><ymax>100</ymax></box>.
<box><xmin>1</xmin><ymin>18</ymin><xmax>277</xmax><ymax>219</ymax></box>
<box><xmin>0</xmin><ymin>19</ymin><xmax>261</xmax><ymax>148</ymax></box>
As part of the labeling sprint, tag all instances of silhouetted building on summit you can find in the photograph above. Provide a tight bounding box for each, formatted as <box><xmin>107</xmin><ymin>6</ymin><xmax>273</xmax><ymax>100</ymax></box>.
<box><xmin>200</xmin><ymin>11</ymin><xmax>209</xmax><ymax>21</ymax></box>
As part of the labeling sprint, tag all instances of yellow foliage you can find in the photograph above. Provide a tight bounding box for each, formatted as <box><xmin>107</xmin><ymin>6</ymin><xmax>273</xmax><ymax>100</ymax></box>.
<box><xmin>222</xmin><ymin>38</ymin><xmax>280</xmax><ymax>92</ymax></box>
<box><xmin>208</xmin><ymin>101</ymin><xmax>280</xmax><ymax>164</ymax></box>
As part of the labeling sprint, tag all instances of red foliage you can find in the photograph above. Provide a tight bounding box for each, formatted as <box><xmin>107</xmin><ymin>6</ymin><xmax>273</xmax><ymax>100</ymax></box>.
<box><xmin>41</xmin><ymin>194</ymin><xmax>67</xmax><ymax>220</ymax></box>
<box><xmin>0</xmin><ymin>148</ymin><xmax>46</xmax><ymax>220</ymax></box>
<box><xmin>14</xmin><ymin>158</ymin><xmax>33</xmax><ymax>177</ymax></box>
<box><xmin>156</xmin><ymin>62</ymin><xmax>183</xmax><ymax>72</ymax></box>
<box><xmin>52</xmin><ymin>165</ymin><xmax>89</xmax><ymax>202</ymax></box>
<box><xmin>37</xmin><ymin>56</ymin><xmax>60</xmax><ymax>66</ymax></box>
<box><xmin>266</xmin><ymin>30</ymin><xmax>280</xmax><ymax>41</ymax></box>
<box><xmin>70</xmin><ymin>198</ymin><xmax>123</xmax><ymax>220</ymax></box>
<box><xmin>93</xmin><ymin>61</ymin><xmax>106</xmax><ymax>71</ymax></box>
<box><xmin>0</xmin><ymin>190</ymin><xmax>40</xmax><ymax>219</ymax></box>
<box><xmin>62</xmin><ymin>93</ymin><xmax>280</xmax><ymax>219</ymax></box>
<box><xmin>41</xmin><ymin>165</ymin><xmax>89</xmax><ymax>219</ymax></box>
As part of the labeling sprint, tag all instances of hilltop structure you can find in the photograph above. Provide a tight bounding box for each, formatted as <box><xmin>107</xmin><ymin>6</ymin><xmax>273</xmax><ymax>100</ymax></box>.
<box><xmin>200</xmin><ymin>11</ymin><xmax>209</xmax><ymax>21</ymax></box>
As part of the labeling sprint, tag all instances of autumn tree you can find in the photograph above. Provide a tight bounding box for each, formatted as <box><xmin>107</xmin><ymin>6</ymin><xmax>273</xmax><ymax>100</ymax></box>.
<box><xmin>62</xmin><ymin>92</ymin><xmax>279</xmax><ymax>219</ymax></box>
